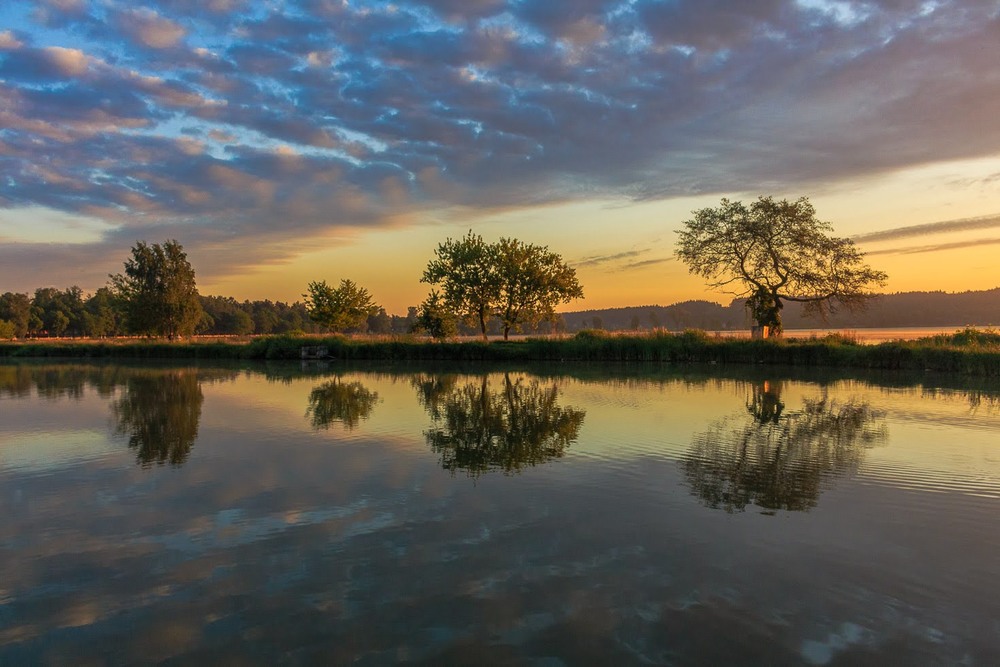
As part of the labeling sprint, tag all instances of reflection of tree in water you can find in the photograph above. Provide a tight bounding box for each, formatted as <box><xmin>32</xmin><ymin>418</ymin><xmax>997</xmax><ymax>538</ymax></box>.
<box><xmin>416</xmin><ymin>373</ymin><xmax>586</xmax><ymax>477</ymax></box>
<box><xmin>113</xmin><ymin>370</ymin><xmax>204</xmax><ymax>467</ymax></box>
<box><xmin>306</xmin><ymin>379</ymin><xmax>380</xmax><ymax>430</ymax></box>
<box><xmin>684</xmin><ymin>381</ymin><xmax>886</xmax><ymax>513</ymax></box>
<box><xmin>0</xmin><ymin>364</ymin><xmax>125</xmax><ymax>400</ymax></box>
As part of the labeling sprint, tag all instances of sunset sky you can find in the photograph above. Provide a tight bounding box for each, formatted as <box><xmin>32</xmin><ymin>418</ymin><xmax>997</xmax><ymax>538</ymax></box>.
<box><xmin>1</xmin><ymin>0</ymin><xmax>999</xmax><ymax>314</ymax></box>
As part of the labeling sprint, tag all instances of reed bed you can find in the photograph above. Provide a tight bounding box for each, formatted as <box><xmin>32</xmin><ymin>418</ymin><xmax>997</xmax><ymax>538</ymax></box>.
<box><xmin>2</xmin><ymin>327</ymin><xmax>999</xmax><ymax>375</ymax></box>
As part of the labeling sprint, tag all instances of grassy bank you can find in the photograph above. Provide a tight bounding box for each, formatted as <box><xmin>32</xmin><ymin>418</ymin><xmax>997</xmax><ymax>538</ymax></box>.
<box><xmin>2</xmin><ymin>328</ymin><xmax>1000</xmax><ymax>375</ymax></box>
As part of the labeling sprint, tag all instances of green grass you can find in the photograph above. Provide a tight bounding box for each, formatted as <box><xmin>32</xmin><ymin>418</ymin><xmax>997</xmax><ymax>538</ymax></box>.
<box><xmin>2</xmin><ymin>328</ymin><xmax>1000</xmax><ymax>375</ymax></box>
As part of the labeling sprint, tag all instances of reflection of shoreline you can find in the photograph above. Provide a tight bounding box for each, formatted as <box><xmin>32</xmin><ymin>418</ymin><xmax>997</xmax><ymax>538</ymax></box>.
<box><xmin>415</xmin><ymin>373</ymin><xmax>586</xmax><ymax>478</ymax></box>
<box><xmin>683</xmin><ymin>381</ymin><xmax>887</xmax><ymax>514</ymax></box>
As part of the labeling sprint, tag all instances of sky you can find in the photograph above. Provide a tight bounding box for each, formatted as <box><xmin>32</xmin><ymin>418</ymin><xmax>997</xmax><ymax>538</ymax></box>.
<box><xmin>1</xmin><ymin>0</ymin><xmax>999</xmax><ymax>314</ymax></box>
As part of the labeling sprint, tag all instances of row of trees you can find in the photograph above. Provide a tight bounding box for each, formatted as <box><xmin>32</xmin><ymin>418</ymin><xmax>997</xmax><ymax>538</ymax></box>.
<box><xmin>0</xmin><ymin>234</ymin><xmax>582</xmax><ymax>340</ymax></box>
<box><xmin>280</xmin><ymin>199</ymin><xmax>886</xmax><ymax>339</ymax></box>
<box><xmin>0</xmin><ymin>286</ymin><xmax>327</xmax><ymax>340</ymax></box>
<box><xmin>301</xmin><ymin>232</ymin><xmax>584</xmax><ymax>341</ymax></box>
<box><xmin>1</xmin><ymin>196</ymin><xmax>887</xmax><ymax>340</ymax></box>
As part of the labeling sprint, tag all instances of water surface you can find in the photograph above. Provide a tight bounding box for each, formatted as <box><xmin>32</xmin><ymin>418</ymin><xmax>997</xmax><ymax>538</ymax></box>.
<box><xmin>2</xmin><ymin>361</ymin><xmax>999</xmax><ymax>665</ymax></box>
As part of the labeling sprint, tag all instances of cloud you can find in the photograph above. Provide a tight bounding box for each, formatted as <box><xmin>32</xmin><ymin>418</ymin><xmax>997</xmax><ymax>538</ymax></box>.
<box><xmin>575</xmin><ymin>249</ymin><xmax>648</xmax><ymax>267</ymax></box>
<box><xmin>116</xmin><ymin>8</ymin><xmax>187</xmax><ymax>49</ymax></box>
<box><xmin>0</xmin><ymin>30</ymin><xmax>25</xmax><ymax>50</ymax></box>
<box><xmin>618</xmin><ymin>257</ymin><xmax>673</xmax><ymax>272</ymax></box>
<box><xmin>574</xmin><ymin>249</ymin><xmax>672</xmax><ymax>272</ymax></box>
<box><xmin>0</xmin><ymin>45</ymin><xmax>92</xmax><ymax>80</ymax></box>
<box><xmin>853</xmin><ymin>213</ymin><xmax>1000</xmax><ymax>243</ymax></box>
<box><xmin>866</xmin><ymin>237</ymin><xmax>1000</xmax><ymax>256</ymax></box>
<box><xmin>1</xmin><ymin>0</ymin><xmax>1000</xmax><ymax>292</ymax></box>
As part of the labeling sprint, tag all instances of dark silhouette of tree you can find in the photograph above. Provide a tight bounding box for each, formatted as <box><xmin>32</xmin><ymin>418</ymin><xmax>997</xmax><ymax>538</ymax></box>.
<box><xmin>306</xmin><ymin>378</ymin><xmax>380</xmax><ymax>430</ymax></box>
<box><xmin>367</xmin><ymin>307</ymin><xmax>393</xmax><ymax>335</ymax></box>
<box><xmin>113</xmin><ymin>370</ymin><xmax>204</xmax><ymax>467</ymax></box>
<box><xmin>415</xmin><ymin>373</ymin><xmax>586</xmax><ymax>477</ymax></box>
<box><xmin>110</xmin><ymin>240</ymin><xmax>203</xmax><ymax>339</ymax></box>
<box><xmin>676</xmin><ymin>197</ymin><xmax>887</xmax><ymax>335</ymax></box>
<box><xmin>683</xmin><ymin>381</ymin><xmax>886</xmax><ymax>513</ymax></box>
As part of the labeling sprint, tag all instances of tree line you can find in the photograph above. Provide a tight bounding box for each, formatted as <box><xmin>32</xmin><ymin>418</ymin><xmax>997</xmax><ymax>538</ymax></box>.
<box><xmin>1</xmin><ymin>196</ymin><xmax>892</xmax><ymax>340</ymax></box>
<box><xmin>0</xmin><ymin>234</ymin><xmax>584</xmax><ymax>340</ymax></box>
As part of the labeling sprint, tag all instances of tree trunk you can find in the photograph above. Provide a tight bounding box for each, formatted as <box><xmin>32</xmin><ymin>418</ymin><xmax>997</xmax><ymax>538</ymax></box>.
<box><xmin>748</xmin><ymin>288</ymin><xmax>783</xmax><ymax>337</ymax></box>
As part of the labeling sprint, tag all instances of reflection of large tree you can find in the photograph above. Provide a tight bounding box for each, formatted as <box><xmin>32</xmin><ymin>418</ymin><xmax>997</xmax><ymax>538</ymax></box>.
<box><xmin>416</xmin><ymin>373</ymin><xmax>586</xmax><ymax>477</ymax></box>
<box><xmin>306</xmin><ymin>379</ymin><xmax>379</xmax><ymax>430</ymax></box>
<box><xmin>113</xmin><ymin>370</ymin><xmax>204</xmax><ymax>467</ymax></box>
<box><xmin>684</xmin><ymin>381</ymin><xmax>886</xmax><ymax>513</ymax></box>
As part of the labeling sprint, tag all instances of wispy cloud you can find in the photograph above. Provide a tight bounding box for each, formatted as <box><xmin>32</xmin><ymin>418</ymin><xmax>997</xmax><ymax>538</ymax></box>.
<box><xmin>617</xmin><ymin>257</ymin><xmax>673</xmax><ymax>272</ymax></box>
<box><xmin>854</xmin><ymin>213</ymin><xmax>1000</xmax><ymax>244</ymax></box>
<box><xmin>866</xmin><ymin>237</ymin><xmax>1000</xmax><ymax>256</ymax></box>
<box><xmin>575</xmin><ymin>249</ymin><xmax>648</xmax><ymax>267</ymax></box>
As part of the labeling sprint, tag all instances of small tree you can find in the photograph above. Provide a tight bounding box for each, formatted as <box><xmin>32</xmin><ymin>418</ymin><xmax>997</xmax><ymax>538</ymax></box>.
<box><xmin>492</xmin><ymin>237</ymin><xmax>583</xmax><ymax>340</ymax></box>
<box><xmin>110</xmin><ymin>240</ymin><xmax>203</xmax><ymax>339</ymax></box>
<box><xmin>675</xmin><ymin>197</ymin><xmax>887</xmax><ymax>336</ymax></box>
<box><xmin>421</xmin><ymin>231</ymin><xmax>497</xmax><ymax>340</ymax></box>
<box><xmin>303</xmin><ymin>279</ymin><xmax>379</xmax><ymax>332</ymax></box>
<box><xmin>413</xmin><ymin>290</ymin><xmax>458</xmax><ymax>339</ymax></box>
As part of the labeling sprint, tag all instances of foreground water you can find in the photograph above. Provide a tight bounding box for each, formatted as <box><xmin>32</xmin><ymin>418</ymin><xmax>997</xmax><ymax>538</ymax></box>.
<box><xmin>1</xmin><ymin>361</ymin><xmax>998</xmax><ymax>665</ymax></box>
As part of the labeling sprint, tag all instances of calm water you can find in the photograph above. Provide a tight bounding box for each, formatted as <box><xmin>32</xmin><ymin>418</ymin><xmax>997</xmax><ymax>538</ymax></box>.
<box><xmin>2</xmin><ymin>361</ymin><xmax>999</xmax><ymax>665</ymax></box>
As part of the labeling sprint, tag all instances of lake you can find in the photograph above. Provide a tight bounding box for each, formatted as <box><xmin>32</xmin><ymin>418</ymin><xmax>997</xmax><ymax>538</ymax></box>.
<box><xmin>2</xmin><ymin>361</ymin><xmax>999</xmax><ymax>665</ymax></box>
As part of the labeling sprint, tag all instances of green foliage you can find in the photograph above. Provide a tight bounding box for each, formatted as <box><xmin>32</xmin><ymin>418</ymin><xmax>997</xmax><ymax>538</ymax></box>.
<box><xmin>676</xmin><ymin>197</ymin><xmax>887</xmax><ymax>335</ymax></box>
<box><xmin>422</xmin><ymin>230</ymin><xmax>496</xmax><ymax>340</ymax></box>
<box><xmin>303</xmin><ymin>279</ymin><xmax>380</xmax><ymax>332</ymax></box>
<box><xmin>110</xmin><ymin>240</ymin><xmax>203</xmax><ymax>339</ymax></box>
<box><xmin>941</xmin><ymin>327</ymin><xmax>1000</xmax><ymax>348</ymax></box>
<box><xmin>492</xmin><ymin>237</ymin><xmax>584</xmax><ymax>339</ymax></box>
<box><xmin>413</xmin><ymin>290</ymin><xmax>458</xmax><ymax>339</ymax></box>
<box><xmin>200</xmin><ymin>295</ymin><xmax>255</xmax><ymax>335</ymax></box>
<box><xmin>31</xmin><ymin>286</ymin><xmax>86</xmax><ymax>336</ymax></box>
<box><xmin>422</xmin><ymin>231</ymin><xmax>583</xmax><ymax>340</ymax></box>
<box><xmin>82</xmin><ymin>287</ymin><xmax>123</xmax><ymax>337</ymax></box>
<box><xmin>0</xmin><ymin>292</ymin><xmax>32</xmax><ymax>337</ymax></box>
<box><xmin>3</xmin><ymin>330</ymin><xmax>1000</xmax><ymax>376</ymax></box>
<box><xmin>0</xmin><ymin>320</ymin><xmax>16</xmax><ymax>340</ymax></box>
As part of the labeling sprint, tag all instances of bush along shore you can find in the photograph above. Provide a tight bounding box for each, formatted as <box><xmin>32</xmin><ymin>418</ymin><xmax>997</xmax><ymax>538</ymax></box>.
<box><xmin>2</xmin><ymin>328</ymin><xmax>1000</xmax><ymax>375</ymax></box>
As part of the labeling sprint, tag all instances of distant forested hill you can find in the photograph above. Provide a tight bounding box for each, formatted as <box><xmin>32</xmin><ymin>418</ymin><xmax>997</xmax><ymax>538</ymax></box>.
<box><xmin>560</xmin><ymin>288</ymin><xmax>1000</xmax><ymax>332</ymax></box>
